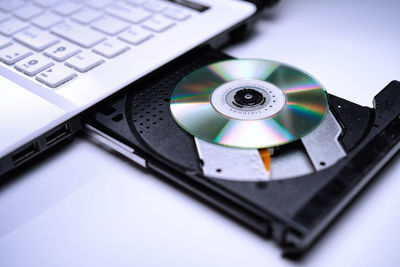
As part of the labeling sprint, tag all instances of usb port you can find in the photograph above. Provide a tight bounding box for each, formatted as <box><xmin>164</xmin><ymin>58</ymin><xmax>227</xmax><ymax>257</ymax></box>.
<box><xmin>12</xmin><ymin>143</ymin><xmax>38</xmax><ymax>165</ymax></box>
<box><xmin>45</xmin><ymin>123</ymin><xmax>70</xmax><ymax>145</ymax></box>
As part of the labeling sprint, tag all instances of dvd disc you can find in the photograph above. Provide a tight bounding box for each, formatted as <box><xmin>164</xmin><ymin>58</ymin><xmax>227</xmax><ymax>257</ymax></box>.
<box><xmin>170</xmin><ymin>59</ymin><xmax>328</xmax><ymax>149</ymax></box>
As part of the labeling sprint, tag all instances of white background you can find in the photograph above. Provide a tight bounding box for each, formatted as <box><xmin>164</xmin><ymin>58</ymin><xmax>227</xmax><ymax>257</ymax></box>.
<box><xmin>1</xmin><ymin>0</ymin><xmax>400</xmax><ymax>266</ymax></box>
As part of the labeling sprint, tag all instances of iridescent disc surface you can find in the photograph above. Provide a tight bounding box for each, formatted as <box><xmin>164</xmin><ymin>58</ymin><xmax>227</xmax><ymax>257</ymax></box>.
<box><xmin>170</xmin><ymin>59</ymin><xmax>328</xmax><ymax>149</ymax></box>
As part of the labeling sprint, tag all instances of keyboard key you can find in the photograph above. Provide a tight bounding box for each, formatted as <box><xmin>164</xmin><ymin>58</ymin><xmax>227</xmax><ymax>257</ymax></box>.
<box><xmin>126</xmin><ymin>0</ymin><xmax>147</xmax><ymax>6</ymax></box>
<box><xmin>143</xmin><ymin>0</ymin><xmax>167</xmax><ymax>13</ymax></box>
<box><xmin>52</xmin><ymin>2</ymin><xmax>83</xmax><ymax>16</ymax></box>
<box><xmin>65</xmin><ymin>51</ymin><xmax>104</xmax><ymax>72</ymax></box>
<box><xmin>51</xmin><ymin>22</ymin><xmax>106</xmax><ymax>48</ymax></box>
<box><xmin>86</xmin><ymin>0</ymin><xmax>112</xmax><ymax>9</ymax></box>
<box><xmin>0</xmin><ymin>43</ymin><xmax>32</xmax><ymax>65</ymax></box>
<box><xmin>0</xmin><ymin>35</ymin><xmax>11</xmax><ymax>49</ymax></box>
<box><xmin>36</xmin><ymin>65</ymin><xmax>77</xmax><ymax>88</ymax></box>
<box><xmin>106</xmin><ymin>3</ymin><xmax>151</xmax><ymax>24</ymax></box>
<box><xmin>118</xmin><ymin>27</ymin><xmax>153</xmax><ymax>45</ymax></box>
<box><xmin>15</xmin><ymin>54</ymin><xmax>54</xmax><ymax>76</ymax></box>
<box><xmin>0</xmin><ymin>18</ymin><xmax>29</xmax><ymax>36</ymax></box>
<box><xmin>93</xmin><ymin>39</ymin><xmax>129</xmax><ymax>58</ymax></box>
<box><xmin>34</xmin><ymin>0</ymin><xmax>61</xmax><ymax>8</ymax></box>
<box><xmin>32</xmin><ymin>12</ymin><xmax>63</xmax><ymax>29</ymax></box>
<box><xmin>164</xmin><ymin>7</ymin><xmax>190</xmax><ymax>21</ymax></box>
<box><xmin>0</xmin><ymin>10</ymin><xmax>10</xmax><ymax>22</ymax></box>
<box><xmin>14</xmin><ymin>27</ymin><xmax>59</xmax><ymax>51</ymax></box>
<box><xmin>0</xmin><ymin>0</ymin><xmax>24</xmax><ymax>12</ymax></box>
<box><xmin>44</xmin><ymin>41</ymin><xmax>81</xmax><ymax>61</ymax></box>
<box><xmin>72</xmin><ymin>8</ymin><xmax>103</xmax><ymax>24</ymax></box>
<box><xmin>14</xmin><ymin>3</ymin><xmax>44</xmax><ymax>20</ymax></box>
<box><xmin>142</xmin><ymin>15</ymin><xmax>175</xmax><ymax>33</ymax></box>
<box><xmin>91</xmin><ymin>15</ymin><xmax>130</xmax><ymax>36</ymax></box>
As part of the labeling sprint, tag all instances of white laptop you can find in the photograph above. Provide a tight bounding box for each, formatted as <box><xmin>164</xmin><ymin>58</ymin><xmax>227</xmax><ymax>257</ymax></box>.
<box><xmin>0</xmin><ymin>0</ymin><xmax>256</xmax><ymax>175</ymax></box>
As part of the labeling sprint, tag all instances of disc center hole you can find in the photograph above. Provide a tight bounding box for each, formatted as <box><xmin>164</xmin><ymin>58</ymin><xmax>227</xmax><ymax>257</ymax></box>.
<box><xmin>233</xmin><ymin>88</ymin><xmax>265</xmax><ymax>108</ymax></box>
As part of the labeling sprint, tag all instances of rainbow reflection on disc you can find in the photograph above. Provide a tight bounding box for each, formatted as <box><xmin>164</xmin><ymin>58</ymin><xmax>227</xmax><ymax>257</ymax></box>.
<box><xmin>170</xmin><ymin>59</ymin><xmax>328</xmax><ymax>149</ymax></box>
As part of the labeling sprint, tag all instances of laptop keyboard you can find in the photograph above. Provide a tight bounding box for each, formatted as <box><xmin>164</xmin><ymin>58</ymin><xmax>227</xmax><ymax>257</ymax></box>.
<box><xmin>0</xmin><ymin>0</ymin><xmax>192</xmax><ymax>88</ymax></box>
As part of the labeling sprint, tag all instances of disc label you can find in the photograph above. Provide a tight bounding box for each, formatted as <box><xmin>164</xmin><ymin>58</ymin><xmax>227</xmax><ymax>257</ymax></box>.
<box><xmin>211</xmin><ymin>79</ymin><xmax>286</xmax><ymax>120</ymax></box>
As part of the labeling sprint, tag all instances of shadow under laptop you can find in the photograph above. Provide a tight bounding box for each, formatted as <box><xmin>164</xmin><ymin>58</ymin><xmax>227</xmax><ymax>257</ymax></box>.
<box><xmin>0</xmin><ymin>136</ymin><xmax>98</xmax><ymax>240</ymax></box>
<box><xmin>0</xmin><ymin>137</ymin><xmax>75</xmax><ymax>190</ymax></box>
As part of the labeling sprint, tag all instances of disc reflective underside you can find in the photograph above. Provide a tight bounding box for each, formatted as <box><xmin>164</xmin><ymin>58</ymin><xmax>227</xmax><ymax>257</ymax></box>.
<box><xmin>170</xmin><ymin>59</ymin><xmax>328</xmax><ymax>149</ymax></box>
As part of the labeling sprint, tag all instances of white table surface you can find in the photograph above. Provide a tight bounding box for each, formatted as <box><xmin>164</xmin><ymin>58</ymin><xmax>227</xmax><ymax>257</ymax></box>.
<box><xmin>1</xmin><ymin>0</ymin><xmax>400</xmax><ymax>266</ymax></box>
